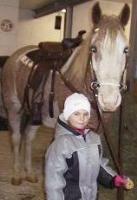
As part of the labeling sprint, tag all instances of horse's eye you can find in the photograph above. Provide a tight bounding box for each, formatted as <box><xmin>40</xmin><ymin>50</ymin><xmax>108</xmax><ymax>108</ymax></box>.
<box><xmin>124</xmin><ymin>47</ymin><xmax>128</xmax><ymax>54</ymax></box>
<box><xmin>91</xmin><ymin>46</ymin><xmax>97</xmax><ymax>53</ymax></box>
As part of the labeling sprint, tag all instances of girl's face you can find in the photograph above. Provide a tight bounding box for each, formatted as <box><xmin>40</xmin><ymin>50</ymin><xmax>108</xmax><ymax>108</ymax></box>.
<box><xmin>68</xmin><ymin>109</ymin><xmax>90</xmax><ymax>129</ymax></box>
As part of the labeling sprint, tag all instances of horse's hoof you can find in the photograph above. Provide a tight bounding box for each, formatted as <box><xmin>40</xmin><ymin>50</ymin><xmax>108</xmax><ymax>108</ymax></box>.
<box><xmin>25</xmin><ymin>175</ymin><xmax>38</xmax><ymax>183</ymax></box>
<box><xmin>11</xmin><ymin>177</ymin><xmax>22</xmax><ymax>185</ymax></box>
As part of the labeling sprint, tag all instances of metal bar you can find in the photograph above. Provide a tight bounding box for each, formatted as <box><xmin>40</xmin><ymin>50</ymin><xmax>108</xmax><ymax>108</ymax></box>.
<box><xmin>64</xmin><ymin>6</ymin><xmax>73</xmax><ymax>38</ymax></box>
<box><xmin>128</xmin><ymin>0</ymin><xmax>137</xmax><ymax>92</ymax></box>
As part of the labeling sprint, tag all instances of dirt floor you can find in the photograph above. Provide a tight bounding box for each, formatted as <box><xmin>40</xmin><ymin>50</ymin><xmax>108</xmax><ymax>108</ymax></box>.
<box><xmin>0</xmin><ymin>126</ymin><xmax>53</xmax><ymax>200</ymax></box>
<box><xmin>0</xmin><ymin>94</ymin><xmax>137</xmax><ymax>200</ymax></box>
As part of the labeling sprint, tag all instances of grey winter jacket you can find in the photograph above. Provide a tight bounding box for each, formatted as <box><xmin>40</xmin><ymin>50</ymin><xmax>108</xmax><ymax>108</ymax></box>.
<box><xmin>45</xmin><ymin>114</ymin><xmax>117</xmax><ymax>200</ymax></box>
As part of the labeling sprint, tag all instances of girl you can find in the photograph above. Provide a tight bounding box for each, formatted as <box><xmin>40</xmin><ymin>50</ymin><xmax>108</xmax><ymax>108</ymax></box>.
<box><xmin>45</xmin><ymin>93</ymin><xmax>134</xmax><ymax>200</ymax></box>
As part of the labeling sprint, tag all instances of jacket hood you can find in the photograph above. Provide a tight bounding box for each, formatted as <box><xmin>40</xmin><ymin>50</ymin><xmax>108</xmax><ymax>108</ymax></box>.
<box><xmin>55</xmin><ymin>113</ymin><xmax>75</xmax><ymax>138</ymax></box>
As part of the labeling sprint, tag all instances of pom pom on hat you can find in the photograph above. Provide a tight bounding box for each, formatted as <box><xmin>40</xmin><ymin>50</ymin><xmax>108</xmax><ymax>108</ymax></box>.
<box><xmin>63</xmin><ymin>93</ymin><xmax>91</xmax><ymax>121</ymax></box>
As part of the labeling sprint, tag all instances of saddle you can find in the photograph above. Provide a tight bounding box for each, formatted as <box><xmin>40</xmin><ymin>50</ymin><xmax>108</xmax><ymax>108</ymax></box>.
<box><xmin>62</xmin><ymin>30</ymin><xmax>86</xmax><ymax>49</ymax></box>
<box><xmin>38</xmin><ymin>42</ymin><xmax>71</xmax><ymax>60</ymax></box>
<box><xmin>27</xmin><ymin>42</ymin><xmax>72</xmax><ymax>92</ymax></box>
<box><xmin>38</xmin><ymin>30</ymin><xmax>86</xmax><ymax>56</ymax></box>
<box><xmin>23</xmin><ymin>30</ymin><xmax>86</xmax><ymax>124</ymax></box>
<box><xmin>27</xmin><ymin>29</ymin><xmax>86</xmax><ymax>91</ymax></box>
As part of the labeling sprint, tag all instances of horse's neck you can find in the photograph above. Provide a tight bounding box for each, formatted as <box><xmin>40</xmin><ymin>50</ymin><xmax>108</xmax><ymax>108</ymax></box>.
<box><xmin>54</xmin><ymin>73</ymin><xmax>73</xmax><ymax>111</ymax></box>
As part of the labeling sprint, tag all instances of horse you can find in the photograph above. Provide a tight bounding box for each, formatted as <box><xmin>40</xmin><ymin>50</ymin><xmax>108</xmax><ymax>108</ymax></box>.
<box><xmin>1</xmin><ymin>2</ymin><xmax>130</xmax><ymax>185</ymax></box>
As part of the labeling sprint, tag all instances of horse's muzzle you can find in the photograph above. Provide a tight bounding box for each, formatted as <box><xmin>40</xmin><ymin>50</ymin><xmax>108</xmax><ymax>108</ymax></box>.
<box><xmin>98</xmin><ymin>92</ymin><xmax>121</xmax><ymax>112</ymax></box>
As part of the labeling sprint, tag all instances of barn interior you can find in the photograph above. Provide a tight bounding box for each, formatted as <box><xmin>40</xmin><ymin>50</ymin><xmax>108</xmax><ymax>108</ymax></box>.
<box><xmin>0</xmin><ymin>0</ymin><xmax>137</xmax><ymax>200</ymax></box>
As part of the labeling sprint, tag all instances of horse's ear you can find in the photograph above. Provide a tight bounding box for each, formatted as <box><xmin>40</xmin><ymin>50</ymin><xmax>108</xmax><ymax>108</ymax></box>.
<box><xmin>92</xmin><ymin>2</ymin><xmax>102</xmax><ymax>25</ymax></box>
<box><xmin>119</xmin><ymin>4</ymin><xmax>130</xmax><ymax>27</ymax></box>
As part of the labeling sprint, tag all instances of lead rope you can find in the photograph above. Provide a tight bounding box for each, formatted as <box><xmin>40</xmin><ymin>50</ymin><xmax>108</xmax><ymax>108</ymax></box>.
<box><xmin>116</xmin><ymin>90</ymin><xmax>127</xmax><ymax>200</ymax></box>
<box><xmin>89</xmin><ymin>52</ymin><xmax>128</xmax><ymax>200</ymax></box>
<box><xmin>92</xmin><ymin>90</ymin><xmax>123</xmax><ymax>174</ymax></box>
<box><xmin>92</xmin><ymin>89</ymin><xmax>127</xmax><ymax>200</ymax></box>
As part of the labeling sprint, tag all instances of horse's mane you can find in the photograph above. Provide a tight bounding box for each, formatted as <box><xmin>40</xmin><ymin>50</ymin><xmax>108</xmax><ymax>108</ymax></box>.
<box><xmin>61</xmin><ymin>15</ymin><xmax>123</xmax><ymax>91</ymax></box>
<box><xmin>61</xmin><ymin>31</ymin><xmax>92</xmax><ymax>91</ymax></box>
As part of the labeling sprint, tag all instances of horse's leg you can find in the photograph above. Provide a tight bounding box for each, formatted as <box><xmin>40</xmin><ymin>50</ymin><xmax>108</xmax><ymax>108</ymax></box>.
<box><xmin>24</xmin><ymin>124</ymin><xmax>40</xmax><ymax>183</ymax></box>
<box><xmin>8</xmin><ymin>110</ymin><xmax>22</xmax><ymax>185</ymax></box>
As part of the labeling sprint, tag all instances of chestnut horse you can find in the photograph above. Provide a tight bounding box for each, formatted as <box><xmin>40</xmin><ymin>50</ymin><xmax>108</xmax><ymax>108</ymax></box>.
<box><xmin>1</xmin><ymin>2</ymin><xmax>130</xmax><ymax>185</ymax></box>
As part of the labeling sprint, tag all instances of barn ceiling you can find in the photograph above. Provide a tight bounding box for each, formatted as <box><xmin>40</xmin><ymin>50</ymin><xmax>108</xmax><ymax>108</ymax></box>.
<box><xmin>20</xmin><ymin>0</ymin><xmax>132</xmax><ymax>18</ymax></box>
<box><xmin>20</xmin><ymin>0</ymin><xmax>132</xmax><ymax>10</ymax></box>
<box><xmin>20</xmin><ymin>0</ymin><xmax>94</xmax><ymax>17</ymax></box>
<box><xmin>20</xmin><ymin>0</ymin><xmax>56</xmax><ymax>10</ymax></box>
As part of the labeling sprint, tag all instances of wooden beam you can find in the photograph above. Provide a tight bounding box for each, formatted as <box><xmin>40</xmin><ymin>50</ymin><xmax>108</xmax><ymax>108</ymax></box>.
<box><xmin>34</xmin><ymin>0</ymin><xmax>92</xmax><ymax>18</ymax></box>
<box><xmin>128</xmin><ymin>0</ymin><xmax>137</xmax><ymax>93</ymax></box>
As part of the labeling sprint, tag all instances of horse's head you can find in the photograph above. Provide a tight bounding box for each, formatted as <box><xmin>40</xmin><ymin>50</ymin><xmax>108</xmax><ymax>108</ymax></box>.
<box><xmin>90</xmin><ymin>2</ymin><xmax>130</xmax><ymax>112</ymax></box>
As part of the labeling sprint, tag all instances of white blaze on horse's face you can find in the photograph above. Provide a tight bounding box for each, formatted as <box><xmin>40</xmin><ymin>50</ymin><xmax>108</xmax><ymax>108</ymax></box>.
<box><xmin>91</xmin><ymin>27</ymin><xmax>128</xmax><ymax>112</ymax></box>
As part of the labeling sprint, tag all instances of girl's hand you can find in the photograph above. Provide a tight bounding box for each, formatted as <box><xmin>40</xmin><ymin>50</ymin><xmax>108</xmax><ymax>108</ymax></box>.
<box><xmin>114</xmin><ymin>175</ymin><xmax>134</xmax><ymax>190</ymax></box>
<box><xmin>124</xmin><ymin>178</ymin><xmax>134</xmax><ymax>190</ymax></box>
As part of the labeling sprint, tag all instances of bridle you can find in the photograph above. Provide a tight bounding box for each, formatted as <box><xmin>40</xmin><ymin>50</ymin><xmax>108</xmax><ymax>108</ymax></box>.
<box><xmin>88</xmin><ymin>47</ymin><xmax>128</xmax><ymax>177</ymax></box>
<box><xmin>91</xmin><ymin>80</ymin><xmax>127</xmax><ymax>91</ymax></box>
<box><xmin>90</xmin><ymin>52</ymin><xmax>128</xmax><ymax>95</ymax></box>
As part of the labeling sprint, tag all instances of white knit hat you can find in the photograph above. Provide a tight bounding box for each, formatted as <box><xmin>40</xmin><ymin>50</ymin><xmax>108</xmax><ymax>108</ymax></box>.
<box><xmin>63</xmin><ymin>93</ymin><xmax>91</xmax><ymax>121</ymax></box>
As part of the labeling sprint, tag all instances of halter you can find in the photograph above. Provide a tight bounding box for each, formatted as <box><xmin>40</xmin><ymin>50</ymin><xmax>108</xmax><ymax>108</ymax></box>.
<box><xmin>91</xmin><ymin>81</ymin><xmax>126</xmax><ymax>88</ymax></box>
<box><xmin>90</xmin><ymin>76</ymin><xmax>127</xmax><ymax>92</ymax></box>
<box><xmin>90</xmin><ymin>53</ymin><xmax>128</xmax><ymax>94</ymax></box>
